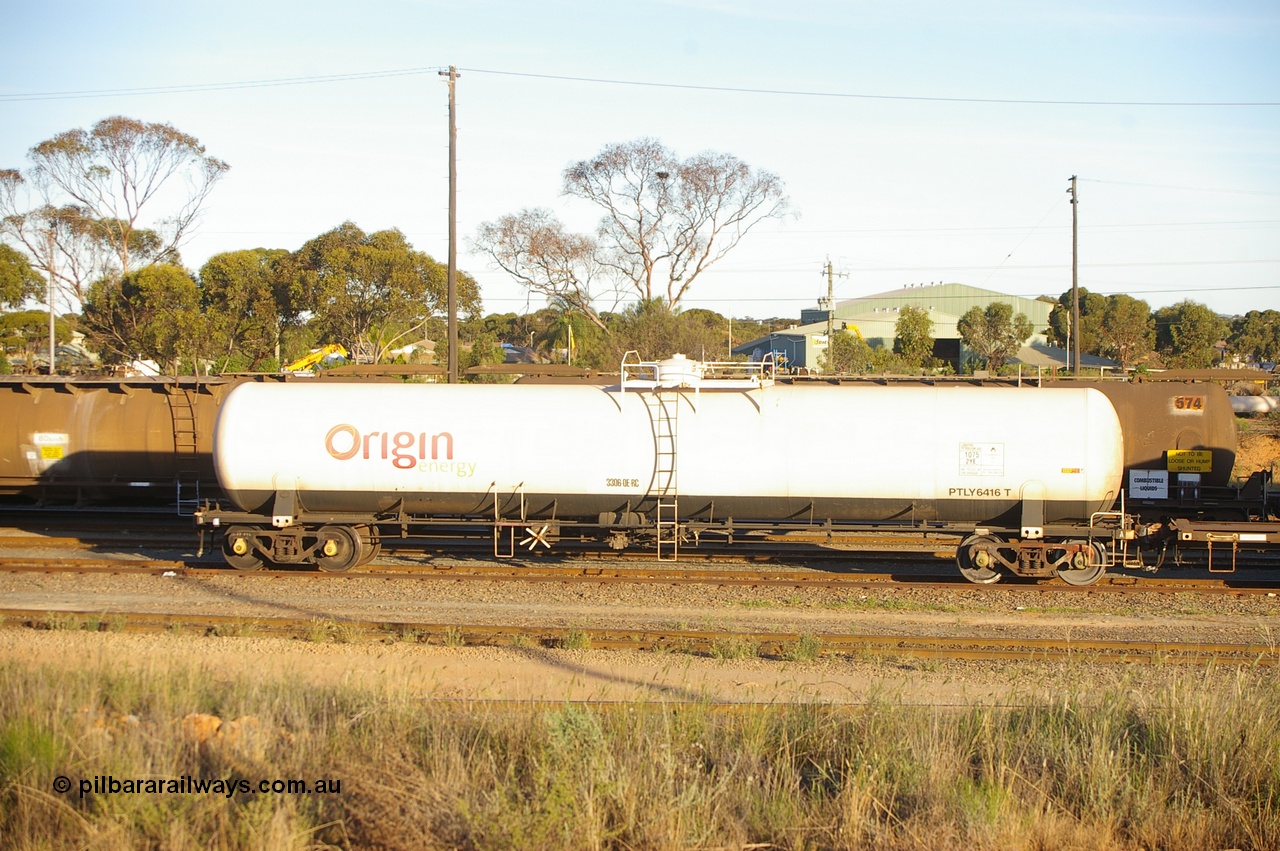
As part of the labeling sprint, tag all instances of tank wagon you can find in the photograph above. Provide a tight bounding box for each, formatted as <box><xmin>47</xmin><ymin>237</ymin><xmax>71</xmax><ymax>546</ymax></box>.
<box><xmin>0</xmin><ymin>371</ymin><xmax>440</xmax><ymax>510</ymax></box>
<box><xmin>0</xmin><ymin>376</ymin><xmax>239</xmax><ymax>508</ymax></box>
<box><xmin>195</xmin><ymin>355</ymin><xmax>1255</xmax><ymax>584</ymax></box>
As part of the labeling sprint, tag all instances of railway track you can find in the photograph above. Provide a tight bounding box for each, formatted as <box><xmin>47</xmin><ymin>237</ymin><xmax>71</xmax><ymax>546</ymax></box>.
<box><xmin>0</xmin><ymin>606</ymin><xmax>1273</xmax><ymax>666</ymax></box>
<box><xmin>6</xmin><ymin>510</ymin><xmax>1280</xmax><ymax>571</ymax></box>
<box><xmin>4</xmin><ymin>509</ymin><xmax>1280</xmax><ymax>592</ymax></box>
<box><xmin>3</xmin><ymin>553</ymin><xmax>1280</xmax><ymax>595</ymax></box>
<box><xmin>6</xmin><ymin>508</ymin><xmax>1280</xmax><ymax>574</ymax></box>
<box><xmin>0</xmin><ymin>526</ymin><xmax>961</xmax><ymax>561</ymax></box>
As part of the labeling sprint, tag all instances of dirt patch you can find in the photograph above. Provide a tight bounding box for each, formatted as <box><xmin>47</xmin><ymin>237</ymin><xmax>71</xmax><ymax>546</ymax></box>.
<box><xmin>1235</xmin><ymin>430</ymin><xmax>1280</xmax><ymax>479</ymax></box>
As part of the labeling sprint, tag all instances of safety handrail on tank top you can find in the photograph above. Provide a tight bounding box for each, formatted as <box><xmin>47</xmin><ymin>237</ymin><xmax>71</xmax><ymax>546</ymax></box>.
<box><xmin>619</xmin><ymin>353</ymin><xmax>776</xmax><ymax>394</ymax></box>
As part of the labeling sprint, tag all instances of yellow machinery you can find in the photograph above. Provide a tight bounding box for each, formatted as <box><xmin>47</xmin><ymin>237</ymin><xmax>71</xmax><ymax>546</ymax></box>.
<box><xmin>283</xmin><ymin>344</ymin><xmax>347</xmax><ymax>373</ymax></box>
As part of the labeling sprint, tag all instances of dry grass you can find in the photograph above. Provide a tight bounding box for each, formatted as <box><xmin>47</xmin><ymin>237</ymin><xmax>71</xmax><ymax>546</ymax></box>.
<box><xmin>0</xmin><ymin>659</ymin><xmax>1276</xmax><ymax>849</ymax></box>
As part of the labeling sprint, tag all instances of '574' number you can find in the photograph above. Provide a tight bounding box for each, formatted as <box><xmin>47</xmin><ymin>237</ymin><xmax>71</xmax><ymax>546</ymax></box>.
<box><xmin>1173</xmin><ymin>396</ymin><xmax>1204</xmax><ymax>411</ymax></box>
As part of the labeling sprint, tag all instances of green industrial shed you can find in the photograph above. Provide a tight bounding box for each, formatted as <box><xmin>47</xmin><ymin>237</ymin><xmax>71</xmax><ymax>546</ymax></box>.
<box><xmin>732</xmin><ymin>282</ymin><xmax>1071</xmax><ymax>372</ymax></box>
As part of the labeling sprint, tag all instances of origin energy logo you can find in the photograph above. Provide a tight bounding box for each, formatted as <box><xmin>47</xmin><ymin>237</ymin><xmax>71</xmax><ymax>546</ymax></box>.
<box><xmin>324</xmin><ymin>425</ymin><xmax>476</xmax><ymax>477</ymax></box>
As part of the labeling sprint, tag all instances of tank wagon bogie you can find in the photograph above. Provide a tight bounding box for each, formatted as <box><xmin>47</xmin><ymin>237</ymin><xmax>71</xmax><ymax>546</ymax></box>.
<box><xmin>193</xmin><ymin>355</ymin><xmax>1251</xmax><ymax>584</ymax></box>
<box><xmin>219</xmin><ymin>521</ymin><xmax>381</xmax><ymax>572</ymax></box>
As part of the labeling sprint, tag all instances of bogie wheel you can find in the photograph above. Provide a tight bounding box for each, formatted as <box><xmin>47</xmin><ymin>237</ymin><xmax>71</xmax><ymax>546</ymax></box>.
<box><xmin>223</xmin><ymin>526</ymin><xmax>264</xmax><ymax>571</ymax></box>
<box><xmin>355</xmin><ymin>526</ymin><xmax>382</xmax><ymax>566</ymax></box>
<box><xmin>315</xmin><ymin>525</ymin><xmax>361</xmax><ymax>573</ymax></box>
<box><xmin>957</xmin><ymin>534</ymin><xmax>1003</xmax><ymax>585</ymax></box>
<box><xmin>1055</xmin><ymin>539</ymin><xmax>1107</xmax><ymax>587</ymax></box>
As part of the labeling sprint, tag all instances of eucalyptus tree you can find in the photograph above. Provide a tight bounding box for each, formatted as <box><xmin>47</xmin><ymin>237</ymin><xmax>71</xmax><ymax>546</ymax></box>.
<box><xmin>0</xmin><ymin>244</ymin><xmax>42</xmax><ymax>308</ymax></box>
<box><xmin>199</xmin><ymin>248</ymin><xmax>295</xmax><ymax>372</ymax></box>
<box><xmin>0</xmin><ymin>310</ymin><xmax>73</xmax><ymax>373</ymax></box>
<box><xmin>293</xmin><ymin>222</ymin><xmax>480</xmax><ymax>364</ymax></box>
<box><xmin>823</xmin><ymin>330</ymin><xmax>901</xmax><ymax>374</ymax></box>
<box><xmin>893</xmin><ymin>305</ymin><xmax>936</xmax><ymax>369</ymax></box>
<box><xmin>1047</xmin><ymin>288</ymin><xmax>1106</xmax><ymax>354</ymax></box>
<box><xmin>1230</xmin><ymin>309</ymin><xmax>1280</xmax><ymax>365</ymax></box>
<box><xmin>475</xmin><ymin>138</ymin><xmax>790</xmax><ymax>325</ymax></box>
<box><xmin>472</xmin><ymin>208</ymin><xmax>608</xmax><ymax>333</ymax></box>
<box><xmin>1099</xmin><ymin>294</ymin><xmax>1155</xmax><ymax>369</ymax></box>
<box><xmin>1154</xmin><ymin>300</ymin><xmax>1229</xmax><ymax>369</ymax></box>
<box><xmin>957</xmin><ymin>302</ymin><xmax>1034</xmax><ymax>371</ymax></box>
<box><xmin>563</xmin><ymin>138</ymin><xmax>790</xmax><ymax>308</ymax></box>
<box><xmin>1</xmin><ymin>116</ymin><xmax>226</xmax><ymax>309</ymax></box>
<box><xmin>81</xmin><ymin>263</ymin><xmax>206</xmax><ymax>374</ymax></box>
<box><xmin>598</xmin><ymin>300</ymin><xmax>732</xmax><ymax>366</ymax></box>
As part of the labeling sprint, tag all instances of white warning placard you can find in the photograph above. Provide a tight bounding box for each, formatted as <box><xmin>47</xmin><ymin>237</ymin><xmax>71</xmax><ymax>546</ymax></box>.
<box><xmin>1129</xmin><ymin>469</ymin><xmax>1169</xmax><ymax>500</ymax></box>
<box><xmin>959</xmin><ymin>443</ymin><xmax>1004</xmax><ymax>477</ymax></box>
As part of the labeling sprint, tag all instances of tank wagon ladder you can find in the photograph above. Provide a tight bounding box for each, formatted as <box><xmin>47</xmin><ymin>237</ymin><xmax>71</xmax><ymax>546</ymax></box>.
<box><xmin>165</xmin><ymin>385</ymin><xmax>200</xmax><ymax>516</ymax></box>
<box><xmin>645</xmin><ymin>390</ymin><xmax>680</xmax><ymax>561</ymax></box>
<box><xmin>622</xmin><ymin>353</ymin><xmax>779</xmax><ymax>561</ymax></box>
<box><xmin>623</xmin><ymin>352</ymin><xmax>686</xmax><ymax>560</ymax></box>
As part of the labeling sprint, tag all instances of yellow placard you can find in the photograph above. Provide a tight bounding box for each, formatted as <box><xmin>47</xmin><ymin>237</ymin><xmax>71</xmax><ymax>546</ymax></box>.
<box><xmin>1166</xmin><ymin>449</ymin><xmax>1211</xmax><ymax>472</ymax></box>
<box><xmin>39</xmin><ymin>445</ymin><xmax>64</xmax><ymax>460</ymax></box>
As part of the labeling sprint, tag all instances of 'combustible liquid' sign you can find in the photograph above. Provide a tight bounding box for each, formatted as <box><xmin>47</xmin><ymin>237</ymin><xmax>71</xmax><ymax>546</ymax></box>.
<box><xmin>1129</xmin><ymin>469</ymin><xmax>1169</xmax><ymax>500</ymax></box>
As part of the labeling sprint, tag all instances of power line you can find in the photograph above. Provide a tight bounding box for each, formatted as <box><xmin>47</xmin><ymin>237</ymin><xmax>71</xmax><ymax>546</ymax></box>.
<box><xmin>194</xmin><ymin>219</ymin><xmax>1280</xmax><ymax>241</ymax></box>
<box><xmin>480</xmin><ymin>283</ymin><xmax>1279</xmax><ymax>305</ymax></box>
<box><xmin>979</xmin><ymin>195</ymin><xmax>1066</xmax><ymax>288</ymax></box>
<box><xmin>1081</xmin><ymin>178</ymin><xmax>1280</xmax><ymax>197</ymax></box>
<box><xmin>747</xmin><ymin>219</ymin><xmax>1280</xmax><ymax>235</ymax></box>
<box><xmin>695</xmin><ymin>259</ymin><xmax>1280</xmax><ymax>274</ymax></box>
<box><xmin>2</xmin><ymin>64</ymin><xmax>1276</xmax><ymax>107</ymax></box>
<box><xmin>0</xmin><ymin>67</ymin><xmax>445</xmax><ymax>102</ymax></box>
<box><xmin>463</xmin><ymin>67</ymin><xmax>1280</xmax><ymax>108</ymax></box>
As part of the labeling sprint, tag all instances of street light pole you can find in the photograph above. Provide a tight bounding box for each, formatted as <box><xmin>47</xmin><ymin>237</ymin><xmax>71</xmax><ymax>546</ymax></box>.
<box><xmin>1068</xmin><ymin>175</ymin><xmax>1080</xmax><ymax>375</ymax></box>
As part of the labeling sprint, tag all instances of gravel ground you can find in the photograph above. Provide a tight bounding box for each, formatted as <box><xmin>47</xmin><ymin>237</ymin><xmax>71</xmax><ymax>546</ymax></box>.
<box><xmin>3</xmin><ymin>531</ymin><xmax>1280</xmax><ymax>639</ymax></box>
<box><xmin>1</xmin><ymin>537</ymin><xmax>1277</xmax><ymax>705</ymax></box>
<box><xmin>1</xmin><ymin>560</ymin><xmax>1278</xmax><ymax>643</ymax></box>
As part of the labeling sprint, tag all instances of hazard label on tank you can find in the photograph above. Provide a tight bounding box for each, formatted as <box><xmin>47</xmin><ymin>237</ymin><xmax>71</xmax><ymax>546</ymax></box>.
<box><xmin>33</xmin><ymin>433</ymin><xmax>68</xmax><ymax>461</ymax></box>
<box><xmin>959</xmin><ymin>443</ymin><xmax>1004</xmax><ymax>476</ymax></box>
<box><xmin>1166</xmin><ymin>449</ymin><xmax>1212</xmax><ymax>472</ymax></box>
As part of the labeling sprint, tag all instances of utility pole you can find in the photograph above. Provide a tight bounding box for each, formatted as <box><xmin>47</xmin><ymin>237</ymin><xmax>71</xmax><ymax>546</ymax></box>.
<box><xmin>439</xmin><ymin>66</ymin><xmax>460</xmax><ymax>384</ymax></box>
<box><xmin>820</xmin><ymin>257</ymin><xmax>847</xmax><ymax>369</ymax></box>
<box><xmin>1068</xmin><ymin>175</ymin><xmax>1080</xmax><ymax>375</ymax></box>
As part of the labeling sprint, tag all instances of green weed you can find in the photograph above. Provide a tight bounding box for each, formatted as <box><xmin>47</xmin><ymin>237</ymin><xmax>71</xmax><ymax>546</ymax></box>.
<box><xmin>558</xmin><ymin>629</ymin><xmax>591</xmax><ymax>650</ymax></box>
<box><xmin>709</xmin><ymin>637</ymin><xmax>760</xmax><ymax>660</ymax></box>
<box><xmin>783</xmin><ymin>634</ymin><xmax>823</xmax><ymax>662</ymax></box>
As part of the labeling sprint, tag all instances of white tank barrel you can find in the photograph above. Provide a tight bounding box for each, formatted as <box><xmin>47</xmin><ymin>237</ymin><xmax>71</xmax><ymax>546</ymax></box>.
<box><xmin>212</xmin><ymin>379</ymin><xmax>1126</xmax><ymax>527</ymax></box>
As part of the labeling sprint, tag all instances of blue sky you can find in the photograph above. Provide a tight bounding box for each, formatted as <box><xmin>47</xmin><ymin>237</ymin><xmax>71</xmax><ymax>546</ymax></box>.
<box><xmin>3</xmin><ymin>0</ymin><xmax>1277</xmax><ymax>321</ymax></box>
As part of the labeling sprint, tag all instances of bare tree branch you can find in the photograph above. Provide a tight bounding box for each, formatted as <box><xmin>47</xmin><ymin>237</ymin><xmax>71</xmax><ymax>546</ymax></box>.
<box><xmin>563</xmin><ymin>138</ymin><xmax>791</xmax><ymax>308</ymax></box>
<box><xmin>471</xmin><ymin>208</ymin><xmax>610</xmax><ymax>332</ymax></box>
<box><xmin>6</xmin><ymin>116</ymin><xmax>228</xmax><ymax>287</ymax></box>
<box><xmin>475</xmin><ymin>139</ymin><xmax>791</xmax><ymax>323</ymax></box>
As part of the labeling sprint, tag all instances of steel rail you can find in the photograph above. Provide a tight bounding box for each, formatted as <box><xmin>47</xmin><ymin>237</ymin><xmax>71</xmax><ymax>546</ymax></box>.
<box><xmin>0</xmin><ymin>607</ymin><xmax>1273</xmax><ymax>666</ymax></box>
<box><xmin>5</xmin><ymin>524</ymin><xmax>1280</xmax><ymax>576</ymax></box>
<box><xmin>0</xmin><ymin>528</ymin><xmax>960</xmax><ymax>560</ymax></box>
<box><xmin>3</xmin><ymin>555</ymin><xmax>1280</xmax><ymax>594</ymax></box>
<box><xmin>5</xmin><ymin>515</ymin><xmax>1280</xmax><ymax>572</ymax></box>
